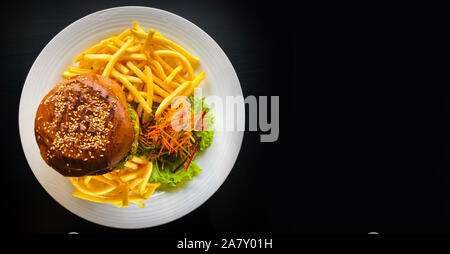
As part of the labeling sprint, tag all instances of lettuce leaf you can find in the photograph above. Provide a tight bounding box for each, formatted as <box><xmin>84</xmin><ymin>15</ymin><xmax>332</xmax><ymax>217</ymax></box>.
<box><xmin>149</xmin><ymin>156</ymin><xmax>202</xmax><ymax>187</ymax></box>
<box><xmin>195</xmin><ymin>130</ymin><xmax>214</xmax><ymax>152</ymax></box>
<box><xmin>189</xmin><ymin>96</ymin><xmax>214</xmax><ymax>152</ymax></box>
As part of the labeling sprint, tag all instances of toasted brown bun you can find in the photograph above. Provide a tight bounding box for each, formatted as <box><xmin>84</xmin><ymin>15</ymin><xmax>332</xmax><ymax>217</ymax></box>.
<box><xmin>34</xmin><ymin>73</ymin><xmax>135</xmax><ymax>177</ymax></box>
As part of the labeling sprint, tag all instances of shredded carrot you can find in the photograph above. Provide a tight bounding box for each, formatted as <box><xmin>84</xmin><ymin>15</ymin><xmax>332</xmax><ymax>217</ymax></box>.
<box><xmin>137</xmin><ymin>100</ymin><xmax>208</xmax><ymax>169</ymax></box>
<box><xmin>159</xmin><ymin>128</ymin><xmax>191</xmax><ymax>155</ymax></box>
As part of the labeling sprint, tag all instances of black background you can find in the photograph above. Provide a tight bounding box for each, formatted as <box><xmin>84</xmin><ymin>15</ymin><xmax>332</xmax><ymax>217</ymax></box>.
<box><xmin>0</xmin><ymin>0</ymin><xmax>301</xmax><ymax>235</ymax></box>
<box><xmin>1</xmin><ymin>0</ymin><xmax>450</xmax><ymax>239</ymax></box>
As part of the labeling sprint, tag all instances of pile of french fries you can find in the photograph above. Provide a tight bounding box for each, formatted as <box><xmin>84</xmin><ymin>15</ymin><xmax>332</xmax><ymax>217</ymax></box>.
<box><xmin>64</xmin><ymin>21</ymin><xmax>206</xmax><ymax>207</ymax></box>
<box><xmin>62</xmin><ymin>21</ymin><xmax>205</xmax><ymax>121</ymax></box>
<box><xmin>69</xmin><ymin>156</ymin><xmax>159</xmax><ymax>208</ymax></box>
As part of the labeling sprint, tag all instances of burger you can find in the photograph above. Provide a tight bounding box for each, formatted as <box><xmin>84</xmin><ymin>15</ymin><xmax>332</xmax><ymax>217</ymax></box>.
<box><xmin>34</xmin><ymin>73</ymin><xmax>140</xmax><ymax>177</ymax></box>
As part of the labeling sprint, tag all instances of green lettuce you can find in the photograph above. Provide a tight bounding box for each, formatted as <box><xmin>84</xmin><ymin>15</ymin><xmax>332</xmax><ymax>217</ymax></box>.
<box><xmin>116</xmin><ymin>104</ymin><xmax>139</xmax><ymax>169</ymax></box>
<box><xmin>190</xmin><ymin>96</ymin><xmax>214</xmax><ymax>152</ymax></box>
<box><xmin>149</xmin><ymin>156</ymin><xmax>202</xmax><ymax>187</ymax></box>
<box><xmin>195</xmin><ymin>129</ymin><xmax>213</xmax><ymax>152</ymax></box>
<box><xmin>148</xmin><ymin>97</ymin><xmax>214</xmax><ymax>186</ymax></box>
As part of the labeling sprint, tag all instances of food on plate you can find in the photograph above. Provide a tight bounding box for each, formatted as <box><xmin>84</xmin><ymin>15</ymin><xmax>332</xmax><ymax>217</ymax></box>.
<box><xmin>35</xmin><ymin>73</ymin><xmax>134</xmax><ymax>176</ymax></box>
<box><xmin>35</xmin><ymin>21</ymin><xmax>214</xmax><ymax>208</ymax></box>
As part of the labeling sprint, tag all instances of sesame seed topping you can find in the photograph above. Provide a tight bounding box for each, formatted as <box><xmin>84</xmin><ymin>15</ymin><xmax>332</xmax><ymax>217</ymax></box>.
<box><xmin>41</xmin><ymin>76</ymin><xmax>113</xmax><ymax>162</ymax></box>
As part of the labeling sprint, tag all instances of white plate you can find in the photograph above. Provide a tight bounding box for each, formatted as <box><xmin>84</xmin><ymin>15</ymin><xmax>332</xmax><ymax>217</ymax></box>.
<box><xmin>19</xmin><ymin>6</ymin><xmax>243</xmax><ymax>229</ymax></box>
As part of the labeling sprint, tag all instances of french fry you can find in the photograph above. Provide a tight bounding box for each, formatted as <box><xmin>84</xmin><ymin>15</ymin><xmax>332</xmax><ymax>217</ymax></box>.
<box><xmin>143</xmin><ymin>28</ymin><xmax>155</xmax><ymax>52</ymax></box>
<box><xmin>102</xmin><ymin>37</ymin><xmax>134</xmax><ymax>77</ymax></box>
<box><xmin>126</xmin><ymin>61</ymin><xmax>147</xmax><ymax>83</ymax></box>
<box><xmin>131</xmin><ymin>29</ymin><xmax>148</xmax><ymax>39</ymax></box>
<box><xmin>131</xmin><ymin>22</ymin><xmax>162</xmax><ymax>38</ymax></box>
<box><xmin>111</xmin><ymin>69</ymin><xmax>152</xmax><ymax>114</ymax></box>
<box><xmin>152</xmin><ymin>53</ymin><xmax>186</xmax><ymax>83</ymax></box>
<box><xmin>62</xmin><ymin>71</ymin><xmax>78</xmax><ymax>79</ymax></box>
<box><xmin>107</xmin><ymin>43</ymin><xmax>142</xmax><ymax>53</ymax></box>
<box><xmin>68</xmin><ymin>66</ymin><xmax>91</xmax><ymax>74</ymax></box>
<box><xmin>103</xmin><ymin>173</ymin><xmax>114</xmax><ymax>181</ymax></box>
<box><xmin>72</xmin><ymin>190</ymin><xmax>118</xmax><ymax>204</ymax></box>
<box><xmin>139</xmin><ymin>162</ymin><xmax>153</xmax><ymax>194</ymax></box>
<box><xmin>143</xmin><ymin>183</ymin><xmax>160</xmax><ymax>199</ymax></box>
<box><xmin>112</xmin><ymin>36</ymin><xmax>125</xmax><ymax>47</ymax></box>
<box><xmin>151</xmin><ymin>36</ymin><xmax>200</xmax><ymax>66</ymax></box>
<box><xmin>74</xmin><ymin>37</ymin><xmax>113</xmax><ymax>63</ymax></box>
<box><xmin>77</xmin><ymin>59</ymin><xmax>92</xmax><ymax>69</ymax></box>
<box><xmin>143</xmin><ymin>65</ymin><xmax>154</xmax><ymax>121</ymax></box>
<box><xmin>69</xmin><ymin>177</ymin><xmax>101</xmax><ymax>197</ymax></box>
<box><xmin>153</xmin><ymin>94</ymin><xmax>164</xmax><ymax>103</ymax></box>
<box><xmin>133</xmin><ymin>21</ymin><xmax>145</xmax><ymax>33</ymax></box>
<box><xmin>152</xmin><ymin>75</ymin><xmax>175</xmax><ymax>93</ymax></box>
<box><xmin>105</xmin><ymin>43</ymin><xmax>120</xmax><ymax>52</ymax></box>
<box><xmin>132</xmin><ymin>83</ymin><xmax>169</xmax><ymax>99</ymax></box>
<box><xmin>139</xmin><ymin>92</ymin><xmax>164</xmax><ymax>103</ymax></box>
<box><xmin>115</xmin><ymin>62</ymin><xmax>130</xmax><ymax>74</ymax></box>
<box><xmin>183</xmin><ymin>71</ymin><xmax>206</xmax><ymax>97</ymax></box>
<box><xmin>123</xmin><ymin>160</ymin><xmax>138</xmax><ymax>170</ymax></box>
<box><xmin>154</xmin><ymin>50</ymin><xmax>194</xmax><ymax>79</ymax></box>
<box><xmin>150</xmin><ymin>59</ymin><xmax>167</xmax><ymax>79</ymax></box>
<box><xmin>137</xmin><ymin>103</ymin><xmax>143</xmax><ymax>117</ymax></box>
<box><xmin>122</xmin><ymin>183</ymin><xmax>129</xmax><ymax>207</ymax></box>
<box><xmin>72</xmin><ymin>190</ymin><xmax>144</xmax><ymax>205</ymax></box>
<box><xmin>164</xmin><ymin>65</ymin><xmax>183</xmax><ymax>88</ymax></box>
<box><xmin>123</xmin><ymin>74</ymin><xmax>143</xmax><ymax>84</ymax></box>
<box><xmin>126</xmin><ymin>61</ymin><xmax>154</xmax><ymax>117</ymax></box>
<box><xmin>153</xmin><ymin>83</ymin><xmax>170</xmax><ymax>98</ymax></box>
<box><xmin>129</xmin><ymin>178</ymin><xmax>143</xmax><ymax>190</ymax></box>
<box><xmin>120</xmin><ymin>168</ymin><xmax>142</xmax><ymax>182</ymax></box>
<box><xmin>118</xmin><ymin>29</ymin><xmax>131</xmax><ymax>40</ymax></box>
<box><xmin>87</xmin><ymin>180</ymin><xmax>117</xmax><ymax>195</ymax></box>
<box><xmin>151</xmin><ymin>42</ymin><xmax>170</xmax><ymax>51</ymax></box>
<box><xmin>131</xmin><ymin>201</ymin><xmax>145</xmax><ymax>208</ymax></box>
<box><xmin>126</xmin><ymin>44</ymin><xmax>142</xmax><ymax>52</ymax></box>
<box><xmin>155</xmin><ymin>81</ymin><xmax>191</xmax><ymax>118</ymax></box>
<box><xmin>83</xmin><ymin>54</ymin><xmax>111</xmax><ymax>61</ymax></box>
<box><xmin>136</xmin><ymin>61</ymin><xmax>146</xmax><ymax>69</ymax></box>
<box><xmin>83</xmin><ymin>176</ymin><xmax>92</xmax><ymax>185</ymax></box>
<box><xmin>131</xmin><ymin>156</ymin><xmax>148</xmax><ymax>165</ymax></box>
<box><xmin>92</xmin><ymin>175</ymin><xmax>119</xmax><ymax>187</ymax></box>
<box><xmin>84</xmin><ymin>53</ymin><xmax>147</xmax><ymax>62</ymax></box>
<box><xmin>126</xmin><ymin>93</ymin><xmax>134</xmax><ymax>103</ymax></box>
<box><xmin>98</xmin><ymin>47</ymin><xmax>110</xmax><ymax>54</ymax></box>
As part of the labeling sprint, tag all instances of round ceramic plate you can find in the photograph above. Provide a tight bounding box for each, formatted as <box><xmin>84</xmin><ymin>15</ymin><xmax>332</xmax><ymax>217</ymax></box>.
<box><xmin>19</xmin><ymin>6</ymin><xmax>243</xmax><ymax>229</ymax></box>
